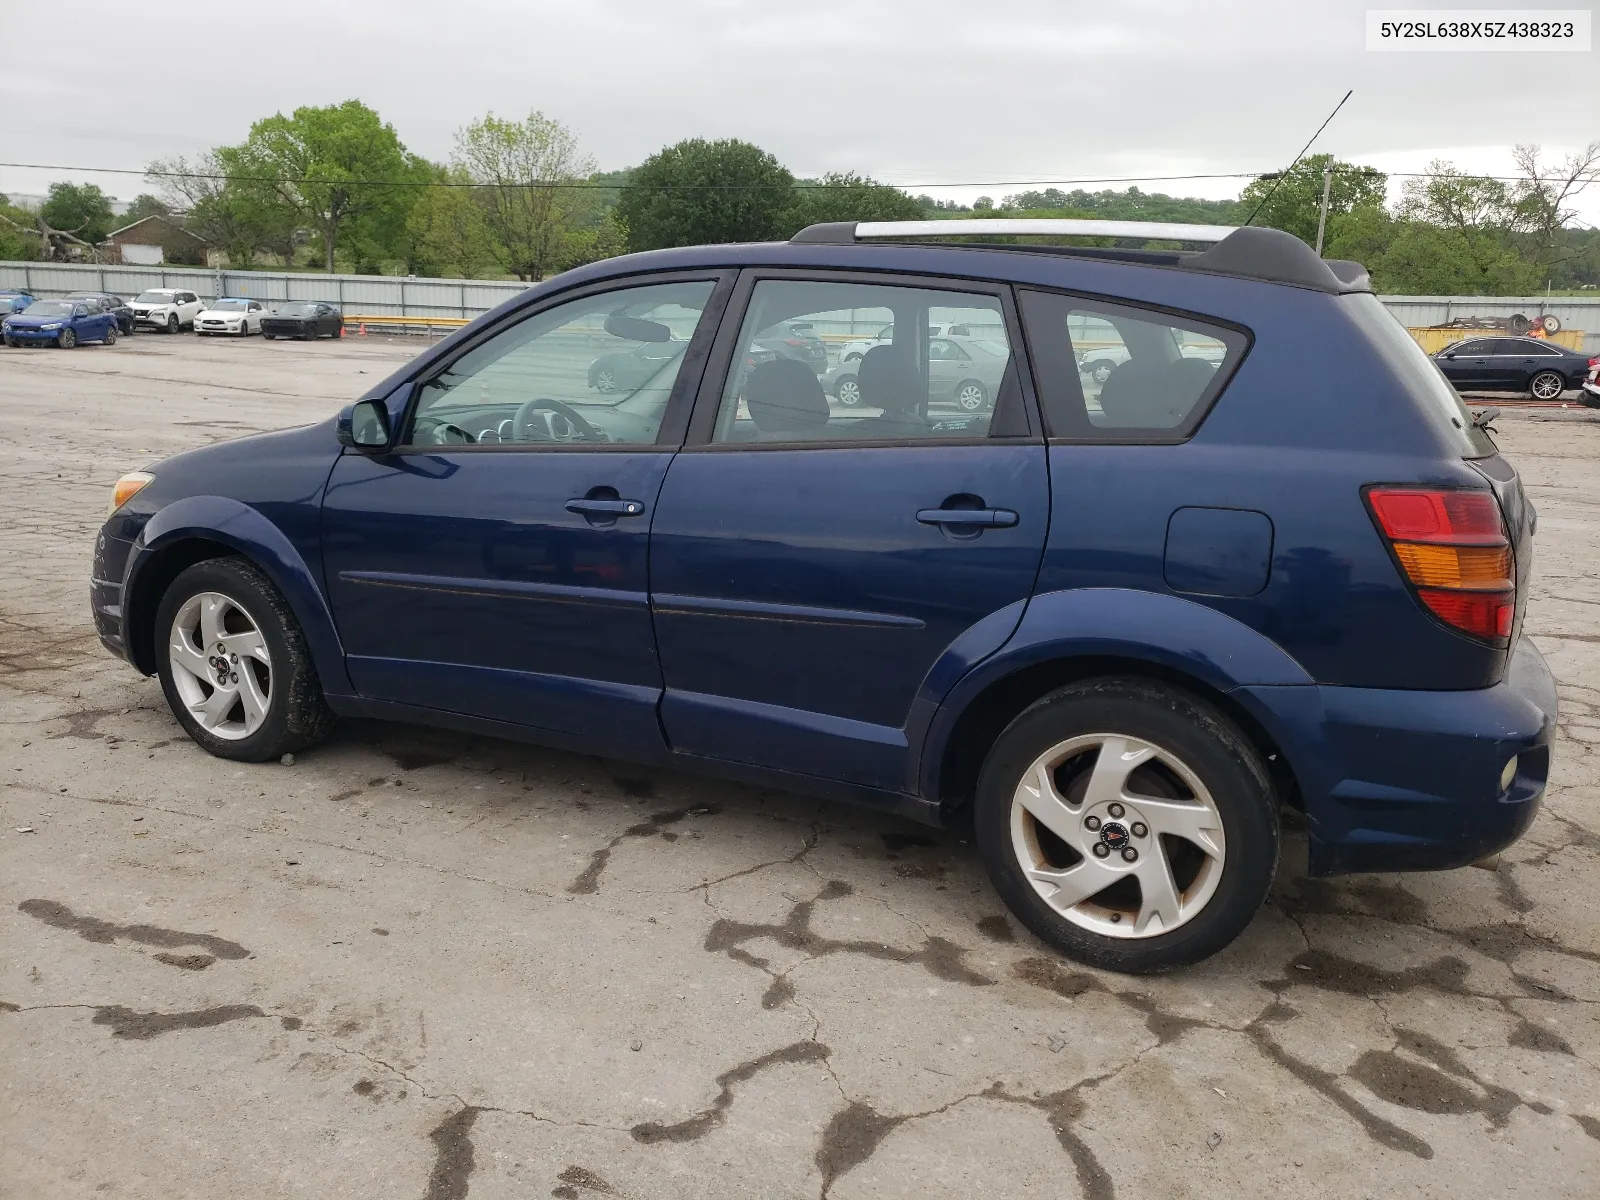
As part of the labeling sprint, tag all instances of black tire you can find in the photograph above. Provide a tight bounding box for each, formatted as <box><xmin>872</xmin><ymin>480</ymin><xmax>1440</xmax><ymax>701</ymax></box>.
<box><xmin>974</xmin><ymin>677</ymin><xmax>1279</xmax><ymax>973</ymax></box>
<box><xmin>1529</xmin><ymin>370</ymin><xmax>1565</xmax><ymax>401</ymax></box>
<box><xmin>104</xmin><ymin>326</ymin><xmax>118</xmax><ymax>346</ymax></box>
<box><xmin>154</xmin><ymin>557</ymin><xmax>336</xmax><ymax>762</ymax></box>
<box><xmin>167</xmin><ymin>313</ymin><xmax>179</xmax><ymax>334</ymax></box>
<box><xmin>263</xmin><ymin>332</ymin><xmax>274</xmax><ymax>340</ymax></box>
<box><xmin>58</xmin><ymin>329</ymin><xmax>77</xmax><ymax>349</ymax></box>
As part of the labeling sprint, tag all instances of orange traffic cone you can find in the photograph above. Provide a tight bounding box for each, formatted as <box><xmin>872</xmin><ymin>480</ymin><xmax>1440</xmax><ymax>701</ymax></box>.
<box><xmin>357</xmin><ymin>322</ymin><xmax>367</xmax><ymax>337</ymax></box>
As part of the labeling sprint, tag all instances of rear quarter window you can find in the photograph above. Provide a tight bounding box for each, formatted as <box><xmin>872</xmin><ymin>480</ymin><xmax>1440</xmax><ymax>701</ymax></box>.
<box><xmin>1019</xmin><ymin>290</ymin><xmax>1248</xmax><ymax>441</ymax></box>
<box><xmin>1341</xmin><ymin>293</ymin><xmax>1495</xmax><ymax>458</ymax></box>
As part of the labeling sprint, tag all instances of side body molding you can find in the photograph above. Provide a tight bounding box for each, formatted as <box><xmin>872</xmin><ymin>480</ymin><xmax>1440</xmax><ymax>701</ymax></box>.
<box><xmin>127</xmin><ymin>495</ymin><xmax>354</xmax><ymax>696</ymax></box>
<box><xmin>912</xmin><ymin>587</ymin><xmax>1314</xmax><ymax>799</ymax></box>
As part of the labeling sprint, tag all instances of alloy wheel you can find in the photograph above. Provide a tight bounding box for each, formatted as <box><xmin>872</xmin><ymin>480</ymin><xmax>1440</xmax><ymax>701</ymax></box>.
<box><xmin>167</xmin><ymin>591</ymin><xmax>273</xmax><ymax>741</ymax></box>
<box><xmin>835</xmin><ymin>377</ymin><xmax>862</xmax><ymax>406</ymax></box>
<box><xmin>594</xmin><ymin>368</ymin><xmax>618</xmax><ymax>394</ymax></box>
<box><xmin>957</xmin><ymin>383</ymin><xmax>987</xmax><ymax>411</ymax></box>
<box><xmin>1530</xmin><ymin>371</ymin><xmax>1564</xmax><ymax>400</ymax></box>
<box><xmin>1010</xmin><ymin>733</ymin><xmax>1226</xmax><ymax>938</ymax></box>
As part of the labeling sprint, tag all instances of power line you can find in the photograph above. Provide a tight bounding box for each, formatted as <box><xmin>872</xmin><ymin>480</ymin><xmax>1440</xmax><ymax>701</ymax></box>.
<box><xmin>0</xmin><ymin>160</ymin><xmax>1549</xmax><ymax>192</ymax></box>
<box><xmin>1245</xmin><ymin>89</ymin><xmax>1353</xmax><ymax>227</ymax></box>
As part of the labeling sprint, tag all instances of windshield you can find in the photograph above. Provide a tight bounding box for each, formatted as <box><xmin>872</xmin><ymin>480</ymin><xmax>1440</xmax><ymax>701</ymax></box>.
<box><xmin>24</xmin><ymin>301</ymin><xmax>74</xmax><ymax>317</ymax></box>
<box><xmin>276</xmin><ymin>303</ymin><xmax>315</xmax><ymax>316</ymax></box>
<box><xmin>1342</xmin><ymin>293</ymin><xmax>1495</xmax><ymax>458</ymax></box>
<box><xmin>209</xmin><ymin>299</ymin><xmax>250</xmax><ymax>311</ymax></box>
<box><xmin>135</xmin><ymin>291</ymin><xmax>175</xmax><ymax>304</ymax></box>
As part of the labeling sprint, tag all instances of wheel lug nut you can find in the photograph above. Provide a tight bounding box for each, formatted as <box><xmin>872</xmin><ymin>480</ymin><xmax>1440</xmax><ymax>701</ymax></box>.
<box><xmin>1121</xmin><ymin>847</ymin><xmax>1139</xmax><ymax>863</ymax></box>
<box><xmin>1092</xmin><ymin>843</ymin><xmax>1110</xmax><ymax>858</ymax></box>
<box><xmin>1085</xmin><ymin>815</ymin><xmax>1101</xmax><ymax>831</ymax></box>
<box><xmin>1108</xmin><ymin>803</ymin><xmax>1125</xmax><ymax>819</ymax></box>
<box><xmin>1131</xmin><ymin>822</ymin><xmax>1148</xmax><ymax>838</ymax></box>
<box><xmin>230</xmin><ymin>673</ymin><xmax>239</xmax><ymax>684</ymax></box>
<box><xmin>229</xmin><ymin>653</ymin><xmax>237</xmax><ymax>663</ymax></box>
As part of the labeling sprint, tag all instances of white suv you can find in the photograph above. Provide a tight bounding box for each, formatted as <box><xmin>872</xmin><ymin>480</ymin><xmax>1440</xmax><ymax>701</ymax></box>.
<box><xmin>130</xmin><ymin>289</ymin><xmax>204</xmax><ymax>333</ymax></box>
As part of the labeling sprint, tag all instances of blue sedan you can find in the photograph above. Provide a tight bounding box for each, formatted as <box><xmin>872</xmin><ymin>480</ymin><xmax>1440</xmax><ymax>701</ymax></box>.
<box><xmin>2</xmin><ymin>299</ymin><xmax>121</xmax><ymax>348</ymax></box>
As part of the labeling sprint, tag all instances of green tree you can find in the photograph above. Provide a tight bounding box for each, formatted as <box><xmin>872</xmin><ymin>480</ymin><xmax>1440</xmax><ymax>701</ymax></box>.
<box><xmin>149</xmin><ymin>151</ymin><xmax>298</xmax><ymax>269</ymax></box>
<box><xmin>1386</xmin><ymin>161</ymin><xmax>1536</xmax><ymax>293</ymax></box>
<box><xmin>453</xmin><ymin>111</ymin><xmax>601</xmax><ymax>281</ymax></box>
<box><xmin>616</xmin><ymin>138</ymin><xmax>795</xmax><ymax>251</ymax></box>
<box><xmin>235</xmin><ymin>100</ymin><xmax>412</xmax><ymax>271</ymax></box>
<box><xmin>403</xmin><ymin>165</ymin><xmax>497</xmax><ymax>277</ymax></box>
<box><xmin>1238</xmin><ymin>154</ymin><xmax>1387</xmax><ymax>245</ymax></box>
<box><xmin>790</xmin><ymin>172</ymin><xmax>923</xmax><ymax>229</ymax></box>
<box><xmin>122</xmin><ymin>193</ymin><xmax>170</xmax><ymax>224</ymax></box>
<box><xmin>0</xmin><ymin>195</ymin><xmax>33</xmax><ymax>259</ymax></box>
<box><xmin>40</xmin><ymin>182</ymin><xmax>116</xmax><ymax>244</ymax></box>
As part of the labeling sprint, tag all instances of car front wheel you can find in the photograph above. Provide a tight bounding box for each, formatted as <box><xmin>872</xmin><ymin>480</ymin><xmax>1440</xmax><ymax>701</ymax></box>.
<box><xmin>955</xmin><ymin>380</ymin><xmax>989</xmax><ymax>411</ymax></box>
<box><xmin>166</xmin><ymin>314</ymin><xmax>179</xmax><ymax>334</ymax></box>
<box><xmin>1529</xmin><ymin>370</ymin><xmax>1565</xmax><ymax>400</ymax></box>
<box><xmin>58</xmin><ymin>329</ymin><xmax>77</xmax><ymax>349</ymax></box>
<box><xmin>104</xmin><ymin>326</ymin><xmax>118</xmax><ymax>346</ymax></box>
<box><xmin>975</xmin><ymin>677</ymin><xmax>1279</xmax><ymax>973</ymax></box>
<box><xmin>155</xmin><ymin>557</ymin><xmax>336</xmax><ymax>762</ymax></box>
<box><xmin>833</xmin><ymin>375</ymin><xmax>862</xmax><ymax>406</ymax></box>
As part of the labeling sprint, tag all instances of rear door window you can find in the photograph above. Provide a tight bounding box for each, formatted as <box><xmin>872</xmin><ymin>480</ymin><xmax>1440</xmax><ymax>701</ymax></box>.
<box><xmin>1019</xmin><ymin>290</ymin><xmax>1247</xmax><ymax>440</ymax></box>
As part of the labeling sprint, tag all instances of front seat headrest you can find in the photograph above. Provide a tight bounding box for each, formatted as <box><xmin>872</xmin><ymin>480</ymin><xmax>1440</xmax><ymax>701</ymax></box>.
<box><xmin>744</xmin><ymin>358</ymin><xmax>829</xmax><ymax>435</ymax></box>
<box><xmin>858</xmin><ymin>345</ymin><xmax>922</xmax><ymax>415</ymax></box>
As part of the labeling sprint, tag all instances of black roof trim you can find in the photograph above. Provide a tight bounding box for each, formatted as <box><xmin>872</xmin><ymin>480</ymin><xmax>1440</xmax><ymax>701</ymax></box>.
<box><xmin>788</xmin><ymin>221</ymin><xmax>1373</xmax><ymax>294</ymax></box>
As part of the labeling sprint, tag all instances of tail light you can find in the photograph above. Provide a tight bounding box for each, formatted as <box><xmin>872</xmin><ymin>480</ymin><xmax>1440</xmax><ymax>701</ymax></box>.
<box><xmin>1366</xmin><ymin>487</ymin><xmax>1515</xmax><ymax>641</ymax></box>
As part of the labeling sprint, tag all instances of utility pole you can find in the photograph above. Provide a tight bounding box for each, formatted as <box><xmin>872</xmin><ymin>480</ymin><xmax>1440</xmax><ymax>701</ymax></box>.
<box><xmin>1314</xmin><ymin>163</ymin><xmax>1334</xmax><ymax>256</ymax></box>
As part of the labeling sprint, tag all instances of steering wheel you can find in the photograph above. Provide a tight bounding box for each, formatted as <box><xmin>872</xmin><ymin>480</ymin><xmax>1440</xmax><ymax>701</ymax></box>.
<box><xmin>513</xmin><ymin>397</ymin><xmax>605</xmax><ymax>443</ymax></box>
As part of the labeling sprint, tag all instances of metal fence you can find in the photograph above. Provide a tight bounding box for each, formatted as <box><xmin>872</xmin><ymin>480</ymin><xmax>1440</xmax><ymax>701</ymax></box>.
<box><xmin>3</xmin><ymin>260</ymin><xmax>1598</xmax><ymax>349</ymax></box>
<box><xmin>0</xmin><ymin>261</ymin><xmax>525</xmax><ymax>321</ymax></box>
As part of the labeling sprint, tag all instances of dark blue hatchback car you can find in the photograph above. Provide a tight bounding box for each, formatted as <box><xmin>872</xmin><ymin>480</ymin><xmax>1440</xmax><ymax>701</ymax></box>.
<box><xmin>91</xmin><ymin>218</ymin><xmax>1557</xmax><ymax>972</ymax></box>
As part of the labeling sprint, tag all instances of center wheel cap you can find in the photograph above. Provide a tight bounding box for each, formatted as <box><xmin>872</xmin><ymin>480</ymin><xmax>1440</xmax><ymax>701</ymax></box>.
<box><xmin>1098</xmin><ymin>821</ymin><xmax>1131</xmax><ymax>852</ymax></box>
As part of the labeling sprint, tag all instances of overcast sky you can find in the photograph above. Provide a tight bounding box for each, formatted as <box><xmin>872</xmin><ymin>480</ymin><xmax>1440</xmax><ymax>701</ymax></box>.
<box><xmin>2</xmin><ymin>0</ymin><xmax>1596</xmax><ymax>221</ymax></box>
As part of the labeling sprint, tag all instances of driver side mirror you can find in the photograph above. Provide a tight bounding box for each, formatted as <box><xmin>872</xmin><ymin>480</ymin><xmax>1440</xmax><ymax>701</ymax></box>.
<box><xmin>339</xmin><ymin>399</ymin><xmax>392</xmax><ymax>450</ymax></box>
<box><xmin>1443</xmin><ymin>352</ymin><xmax>1456</xmax><ymax>359</ymax></box>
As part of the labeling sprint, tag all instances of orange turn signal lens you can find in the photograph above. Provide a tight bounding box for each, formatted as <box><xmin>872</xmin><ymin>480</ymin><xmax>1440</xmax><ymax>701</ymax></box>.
<box><xmin>108</xmin><ymin>471</ymin><xmax>154</xmax><ymax>516</ymax></box>
<box><xmin>1391</xmin><ymin>542</ymin><xmax>1511</xmax><ymax>590</ymax></box>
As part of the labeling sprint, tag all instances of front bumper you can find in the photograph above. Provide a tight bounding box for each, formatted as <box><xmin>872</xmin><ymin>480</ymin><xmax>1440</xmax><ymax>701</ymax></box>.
<box><xmin>91</xmin><ymin>525</ymin><xmax>138</xmax><ymax>663</ymax></box>
<box><xmin>1582</xmin><ymin>380</ymin><xmax>1600</xmax><ymax>407</ymax></box>
<box><xmin>1239</xmin><ymin>635</ymin><xmax>1557</xmax><ymax>875</ymax></box>
<box><xmin>3</xmin><ymin>327</ymin><xmax>62</xmax><ymax>342</ymax></box>
<box><xmin>133</xmin><ymin>312</ymin><xmax>171</xmax><ymax>327</ymax></box>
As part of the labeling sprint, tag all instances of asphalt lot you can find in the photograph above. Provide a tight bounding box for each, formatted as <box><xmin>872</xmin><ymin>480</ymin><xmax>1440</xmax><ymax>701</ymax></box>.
<box><xmin>2</xmin><ymin>331</ymin><xmax>1599</xmax><ymax>1199</ymax></box>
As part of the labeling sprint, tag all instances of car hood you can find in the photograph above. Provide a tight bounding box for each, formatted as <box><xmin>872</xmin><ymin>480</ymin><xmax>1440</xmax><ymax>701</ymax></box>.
<box><xmin>198</xmin><ymin>309</ymin><xmax>247</xmax><ymax>319</ymax></box>
<box><xmin>264</xmin><ymin>312</ymin><xmax>315</xmax><ymax>320</ymax></box>
<box><xmin>4</xmin><ymin>314</ymin><xmax>68</xmax><ymax>328</ymax></box>
<box><xmin>132</xmin><ymin>301</ymin><xmax>177</xmax><ymax>310</ymax></box>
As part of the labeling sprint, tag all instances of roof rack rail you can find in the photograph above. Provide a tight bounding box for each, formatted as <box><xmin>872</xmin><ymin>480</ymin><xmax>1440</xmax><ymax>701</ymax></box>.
<box><xmin>805</xmin><ymin>218</ymin><xmax>1238</xmax><ymax>243</ymax></box>
<box><xmin>788</xmin><ymin>219</ymin><xmax>1371</xmax><ymax>295</ymax></box>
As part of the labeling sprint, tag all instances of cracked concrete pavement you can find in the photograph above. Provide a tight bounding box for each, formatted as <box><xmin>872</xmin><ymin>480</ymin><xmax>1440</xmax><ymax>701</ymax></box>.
<box><xmin>2</xmin><ymin>334</ymin><xmax>1598</xmax><ymax>1198</ymax></box>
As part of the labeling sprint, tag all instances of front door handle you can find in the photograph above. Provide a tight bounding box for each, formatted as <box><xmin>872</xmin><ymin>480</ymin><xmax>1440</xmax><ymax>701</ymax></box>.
<box><xmin>916</xmin><ymin>508</ymin><xmax>1019</xmax><ymax>528</ymax></box>
<box><xmin>566</xmin><ymin>498</ymin><xmax>646</xmax><ymax>517</ymax></box>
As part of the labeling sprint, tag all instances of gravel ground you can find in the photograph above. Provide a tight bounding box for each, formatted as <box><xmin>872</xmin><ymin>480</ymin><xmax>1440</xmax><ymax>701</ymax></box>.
<box><xmin>2</xmin><ymin>332</ymin><xmax>1598</xmax><ymax>1199</ymax></box>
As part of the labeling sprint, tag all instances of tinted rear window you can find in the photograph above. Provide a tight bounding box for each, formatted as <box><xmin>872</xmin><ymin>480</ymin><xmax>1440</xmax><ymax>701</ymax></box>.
<box><xmin>1019</xmin><ymin>290</ymin><xmax>1248</xmax><ymax>440</ymax></box>
<box><xmin>1341</xmin><ymin>293</ymin><xmax>1494</xmax><ymax>458</ymax></box>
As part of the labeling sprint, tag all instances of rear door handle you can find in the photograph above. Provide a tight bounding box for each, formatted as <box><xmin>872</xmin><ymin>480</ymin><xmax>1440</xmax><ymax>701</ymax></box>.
<box><xmin>916</xmin><ymin>508</ymin><xmax>1019</xmax><ymax>528</ymax></box>
<box><xmin>566</xmin><ymin>498</ymin><xmax>646</xmax><ymax>516</ymax></box>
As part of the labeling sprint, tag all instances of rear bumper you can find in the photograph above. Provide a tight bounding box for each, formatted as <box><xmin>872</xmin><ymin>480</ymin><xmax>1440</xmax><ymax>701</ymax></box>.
<box><xmin>1238</xmin><ymin>635</ymin><xmax>1556</xmax><ymax>875</ymax></box>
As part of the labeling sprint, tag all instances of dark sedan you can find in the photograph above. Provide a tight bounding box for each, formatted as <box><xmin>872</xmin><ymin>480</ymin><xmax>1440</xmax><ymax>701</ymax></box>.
<box><xmin>1434</xmin><ymin>336</ymin><xmax>1596</xmax><ymax>400</ymax></box>
<box><xmin>64</xmin><ymin>291</ymin><xmax>136</xmax><ymax>335</ymax></box>
<box><xmin>262</xmin><ymin>302</ymin><xmax>344</xmax><ymax>341</ymax></box>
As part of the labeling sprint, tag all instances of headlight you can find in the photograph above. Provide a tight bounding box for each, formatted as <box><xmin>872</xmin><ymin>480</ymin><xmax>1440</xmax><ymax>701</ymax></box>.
<box><xmin>41</xmin><ymin>323</ymin><xmax>61</xmax><ymax>331</ymax></box>
<box><xmin>109</xmin><ymin>471</ymin><xmax>155</xmax><ymax>517</ymax></box>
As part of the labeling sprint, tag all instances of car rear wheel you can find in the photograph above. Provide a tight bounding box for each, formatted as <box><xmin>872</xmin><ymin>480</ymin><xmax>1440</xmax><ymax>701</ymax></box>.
<box><xmin>1530</xmin><ymin>370</ymin><xmax>1565</xmax><ymax>400</ymax></box>
<box><xmin>58</xmin><ymin>329</ymin><xmax>77</xmax><ymax>349</ymax></box>
<box><xmin>975</xmin><ymin>677</ymin><xmax>1279</xmax><ymax>973</ymax></box>
<box><xmin>155</xmin><ymin>557</ymin><xmax>336</xmax><ymax>762</ymax></box>
<box><xmin>1090</xmin><ymin>361</ymin><xmax>1113</xmax><ymax>384</ymax></box>
<box><xmin>833</xmin><ymin>375</ymin><xmax>862</xmax><ymax>407</ymax></box>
